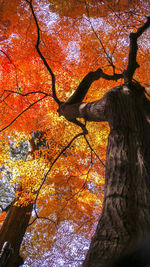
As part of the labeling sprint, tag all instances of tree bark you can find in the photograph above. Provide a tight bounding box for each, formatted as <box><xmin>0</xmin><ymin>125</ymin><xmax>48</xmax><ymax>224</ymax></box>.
<box><xmin>0</xmin><ymin>201</ymin><xmax>33</xmax><ymax>267</ymax></box>
<box><xmin>62</xmin><ymin>81</ymin><xmax>150</xmax><ymax>266</ymax></box>
<box><xmin>80</xmin><ymin>82</ymin><xmax>150</xmax><ymax>266</ymax></box>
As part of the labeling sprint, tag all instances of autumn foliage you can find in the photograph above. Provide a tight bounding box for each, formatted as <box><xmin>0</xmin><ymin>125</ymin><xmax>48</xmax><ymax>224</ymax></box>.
<box><xmin>0</xmin><ymin>0</ymin><xmax>149</xmax><ymax>264</ymax></box>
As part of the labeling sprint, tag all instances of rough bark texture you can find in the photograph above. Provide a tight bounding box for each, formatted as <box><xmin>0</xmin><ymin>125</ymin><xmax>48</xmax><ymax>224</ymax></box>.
<box><xmin>0</xmin><ymin>202</ymin><xmax>32</xmax><ymax>267</ymax></box>
<box><xmin>82</xmin><ymin>82</ymin><xmax>150</xmax><ymax>266</ymax></box>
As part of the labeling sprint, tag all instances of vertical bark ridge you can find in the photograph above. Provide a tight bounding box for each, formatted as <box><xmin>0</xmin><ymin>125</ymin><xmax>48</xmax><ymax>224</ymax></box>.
<box><xmin>83</xmin><ymin>83</ymin><xmax>150</xmax><ymax>266</ymax></box>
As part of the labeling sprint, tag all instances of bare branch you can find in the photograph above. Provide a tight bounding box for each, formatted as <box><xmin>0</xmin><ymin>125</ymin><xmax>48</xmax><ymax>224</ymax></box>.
<box><xmin>58</xmin><ymin>68</ymin><xmax>123</xmax><ymax>133</ymax></box>
<box><xmin>30</xmin><ymin>132</ymin><xmax>85</xmax><ymax>225</ymax></box>
<box><xmin>25</xmin><ymin>0</ymin><xmax>61</xmax><ymax>105</ymax></box>
<box><xmin>34</xmin><ymin>132</ymin><xmax>85</xmax><ymax>203</ymax></box>
<box><xmin>84</xmin><ymin>1</ymin><xmax>116</xmax><ymax>73</ymax></box>
<box><xmin>29</xmin><ymin>132</ymin><xmax>87</xmax><ymax>227</ymax></box>
<box><xmin>84</xmin><ymin>135</ymin><xmax>105</xmax><ymax>167</ymax></box>
<box><xmin>0</xmin><ymin>90</ymin><xmax>52</xmax><ymax>103</ymax></box>
<box><xmin>0</xmin><ymin>50</ymin><xmax>19</xmax><ymax>89</ymax></box>
<box><xmin>0</xmin><ymin>95</ymin><xmax>47</xmax><ymax>133</ymax></box>
<box><xmin>65</xmin><ymin>68</ymin><xmax>123</xmax><ymax>105</ymax></box>
<box><xmin>145</xmin><ymin>90</ymin><xmax>150</xmax><ymax>98</ymax></box>
<box><xmin>28</xmin><ymin>217</ymin><xmax>37</xmax><ymax>226</ymax></box>
<box><xmin>0</xmin><ymin>92</ymin><xmax>12</xmax><ymax>104</ymax></box>
<box><xmin>124</xmin><ymin>16</ymin><xmax>150</xmax><ymax>83</ymax></box>
<box><xmin>28</xmin><ymin>204</ymin><xmax>57</xmax><ymax>227</ymax></box>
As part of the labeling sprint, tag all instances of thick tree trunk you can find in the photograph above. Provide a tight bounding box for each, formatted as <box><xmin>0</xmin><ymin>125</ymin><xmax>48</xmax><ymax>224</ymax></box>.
<box><xmin>82</xmin><ymin>83</ymin><xmax>150</xmax><ymax>266</ymax></box>
<box><xmin>0</xmin><ymin>202</ymin><xmax>32</xmax><ymax>267</ymax></box>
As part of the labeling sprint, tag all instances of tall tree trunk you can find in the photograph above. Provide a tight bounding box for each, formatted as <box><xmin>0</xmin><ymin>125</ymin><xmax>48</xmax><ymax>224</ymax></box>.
<box><xmin>61</xmin><ymin>80</ymin><xmax>150</xmax><ymax>266</ymax></box>
<box><xmin>0</xmin><ymin>201</ymin><xmax>32</xmax><ymax>267</ymax></box>
<box><xmin>83</xmin><ymin>83</ymin><xmax>150</xmax><ymax>266</ymax></box>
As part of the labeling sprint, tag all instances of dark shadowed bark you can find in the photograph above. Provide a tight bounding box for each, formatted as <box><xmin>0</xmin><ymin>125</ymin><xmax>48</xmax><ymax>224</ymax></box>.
<box><xmin>60</xmin><ymin>74</ymin><xmax>150</xmax><ymax>267</ymax></box>
<box><xmin>81</xmin><ymin>82</ymin><xmax>150</xmax><ymax>266</ymax></box>
<box><xmin>0</xmin><ymin>201</ymin><xmax>32</xmax><ymax>267</ymax></box>
<box><xmin>62</xmin><ymin>81</ymin><xmax>150</xmax><ymax>266</ymax></box>
<box><xmin>0</xmin><ymin>136</ymin><xmax>38</xmax><ymax>266</ymax></box>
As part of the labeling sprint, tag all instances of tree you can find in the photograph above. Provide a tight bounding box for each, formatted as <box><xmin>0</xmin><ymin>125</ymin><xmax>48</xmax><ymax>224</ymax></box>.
<box><xmin>0</xmin><ymin>0</ymin><xmax>150</xmax><ymax>266</ymax></box>
<box><xmin>58</xmin><ymin>18</ymin><xmax>150</xmax><ymax>266</ymax></box>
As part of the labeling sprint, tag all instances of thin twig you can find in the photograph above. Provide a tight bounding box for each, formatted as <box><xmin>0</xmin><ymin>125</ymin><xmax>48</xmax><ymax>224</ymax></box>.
<box><xmin>28</xmin><ymin>205</ymin><xmax>57</xmax><ymax>227</ymax></box>
<box><xmin>84</xmin><ymin>135</ymin><xmax>105</xmax><ymax>167</ymax></box>
<box><xmin>31</xmin><ymin>132</ymin><xmax>85</xmax><ymax>223</ymax></box>
<box><xmin>58</xmin><ymin>151</ymin><xmax>94</xmax><ymax>217</ymax></box>
<box><xmin>0</xmin><ymin>90</ymin><xmax>52</xmax><ymax>103</ymax></box>
<box><xmin>35</xmin><ymin>132</ymin><xmax>85</xmax><ymax>202</ymax></box>
<box><xmin>124</xmin><ymin>16</ymin><xmax>150</xmax><ymax>82</ymax></box>
<box><xmin>84</xmin><ymin>1</ymin><xmax>115</xmax><ymax>72</ymax></box>
<box><xmin>0</xmin><ymin>50</ymin><xmax>19</xmax><ymax>89</ymax></box>
<box><xmin>0</xmin><ymin>95</ymin><xmax>47</xmax><ymax>133</ymax></box>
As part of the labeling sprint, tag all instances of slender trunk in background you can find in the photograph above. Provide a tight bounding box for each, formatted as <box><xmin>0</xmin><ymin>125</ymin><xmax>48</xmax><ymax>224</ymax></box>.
<box><xmin>0</xmin><ymin>201</ymin><xmax>32</xmax><ymax>267</ymax></box>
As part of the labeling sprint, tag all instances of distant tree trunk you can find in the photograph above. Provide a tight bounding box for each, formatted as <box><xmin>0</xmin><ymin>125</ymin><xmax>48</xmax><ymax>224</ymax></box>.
<box><xmin>0</xmin><ymin>133</ymin><xmax>42</xmax><ymax>266</ymax></box>
<box><xmin>0</xmin><ymin>201</ymin><xmax>32</xmax><ymax>267</ymax></box>
<box><xmin>82</xmin><ymin>82</ymin><xmax>150</xmax><ymax>266</ymax></box>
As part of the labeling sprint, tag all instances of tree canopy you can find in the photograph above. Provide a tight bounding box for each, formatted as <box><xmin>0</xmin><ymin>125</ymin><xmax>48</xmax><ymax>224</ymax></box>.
<box><xmin>0</xmin><ymin>0</ymin><xmax>149</xmax><ymax>265</ymax></box>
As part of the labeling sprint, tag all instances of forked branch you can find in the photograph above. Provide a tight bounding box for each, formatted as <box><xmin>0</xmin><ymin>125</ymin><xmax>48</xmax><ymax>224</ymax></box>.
<box><xmin>124</xmin><ymin>16</ymin><xmax>150</xmax><ymax>83</ymax></box>
<box><xmin>25</xmin><ymin>0</ymin><xmax>61</xmax><ymax>105</ymax></box>
<box><xmin>26</xmin><ymin>0</ymin><xmax>123</xmax><ymax>109</ymax></box>
<box><xmin>84</xmin><ymin>1</ymin><xmax>116</xmax><ymax>73</ymax></box>
<box><xmin>25</xmin><ymin>1</ymin><xmax>149</xmax><ymax>133</ymax></box>
<box><xmin>64</xmin><ymin>68</ymin><xmax>123</xmax><ymax>106</ymax></box>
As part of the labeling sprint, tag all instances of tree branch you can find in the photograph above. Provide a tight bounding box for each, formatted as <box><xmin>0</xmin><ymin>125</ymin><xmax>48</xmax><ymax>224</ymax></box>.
<box><xmin>0</xmin><ymin>50</ymin><xmax>19</xmax><ymax>89</ymax></box>
<box><xmin>124</xmin><ymin>16</ymin><xmax>150</xmax><ymax>83</ymax></box>
<box><xmin>0</xmin><ymin>95</ymin><xmax>47</xmax><ymax>133</ymax></box>
<box><xmin>25</xmin><ymin>0</ymin><xmax>61</xmax><ymax>105</ymax></box>
<box><xmin>84</xmin><ymin>1</ymin><xmax>116</xmax><ymax>73</ymax></box>
<box><xmin>84</xmin><ymin>135</ymin><xmax>105</xmax><ymax>167</ymax></box>
<box><xmin>58</xmin><ymin>68</ymin><xmax>122</xmax><ymax>132</ymax></box>
<box><xmin>28</xmin><ymin>203</ymin><xmax>57</xmax><ymax>228</ymax></box>
<box><xmin>0</xmin><ymin>90</ymin><xmax>52</xmax><ymax>103</ymax></box>
<box><xmin>65</xmin><ymin>68</ymin><xmax>123</xmax><ymax>105</ymax></box>
<box><xmin>30</xmin><ymin>132</ymin><xmax>85</xmax><ymax>225</ymax></box>
<box><xmin>34</xmin><ymin>132</ymin><xmax>85</xmax><ymax>203</ymax></box>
